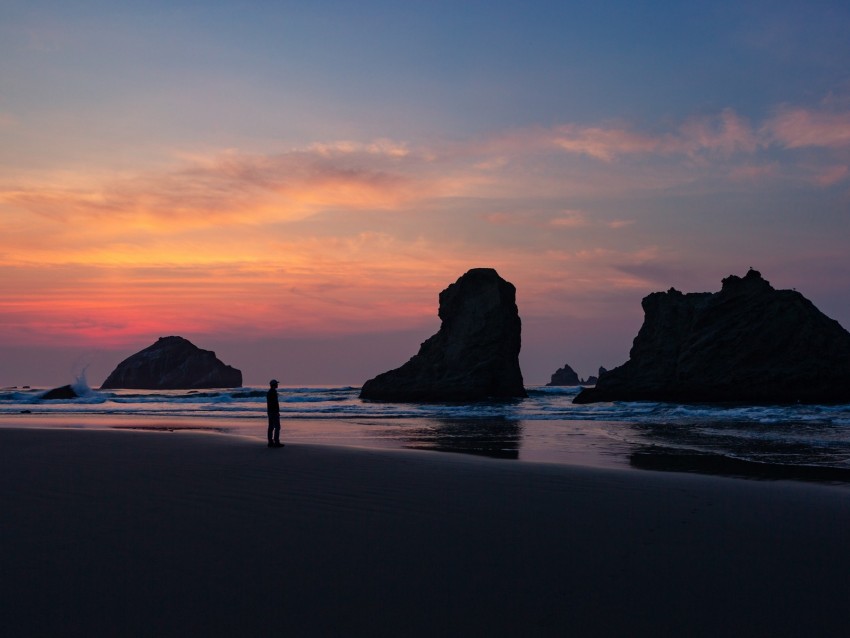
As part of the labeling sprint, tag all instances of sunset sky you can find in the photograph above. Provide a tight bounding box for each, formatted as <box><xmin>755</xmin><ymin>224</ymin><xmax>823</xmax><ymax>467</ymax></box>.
<box><xmin>2</xmin><ymin>0</ymin><xmax>850</xmax><ymax>387</ymax></box>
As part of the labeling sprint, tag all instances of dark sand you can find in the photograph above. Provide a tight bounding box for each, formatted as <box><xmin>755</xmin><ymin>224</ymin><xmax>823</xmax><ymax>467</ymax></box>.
<box><xmin>1</xmin><ymin>427</ymin><xmax>849</xmax><ymax>637</ymax></box>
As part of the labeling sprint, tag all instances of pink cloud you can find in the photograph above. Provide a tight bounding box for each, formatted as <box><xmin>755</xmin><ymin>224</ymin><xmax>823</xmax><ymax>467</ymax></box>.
<box><xmin>480</xmin><ymin>105</ymin><xmax>850</xmax><ymax>164</ymax></box>
<box><xmin>517</xmin><ymin>109</ymin><xmax>760</xmax><ymax>161</ymax></box>
<box><xmin>482</xmin><ymin>210</ymin><xmax>595</xmax><ymax>229</ymax></box>
<box><xmin>812</xmin><ymin>164</ymin><xmax>849</xmax><ymax>186</ymax></box>
<box><xmin>549</xmin><ymin>211</ymin><xmax>591</xmax><ymax>228</ymax></box>
<box><xmin>551</xmin><ymin>125</ymin><xmax>660</xmax><ymax>161</ymax></box>
<box><xmin>728</xmin><ymin>162</ymin><xmax>780</xmax><ymax>182</ymax></box>
<box><xmin>674</xmin><ymin>109</ymin><xmax>760</xmax><ymax>155</ymax></box>
<box><xmin>482</xmin><ymin>212</ymin><xmax>520</xmax><ymax>226</ymax></box>
<box><xmin>765</xmin><ymin>107</ymin><xmax>850</xmax><ymax>149</ymax></box>
<box><xmin>306</xmin><ymin>138</ymin><xmax>411</xmax><ymax>158</ymax></box>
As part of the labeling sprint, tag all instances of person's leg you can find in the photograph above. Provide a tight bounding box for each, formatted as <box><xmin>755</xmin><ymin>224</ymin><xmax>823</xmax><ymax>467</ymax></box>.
<box><xmin>267</xmin><ymin>415</ymin><xmax>275</xmax><ymax>446</ymax></box>
<box><xmin>272</xmin><ymin>413</ymin><xmax>281</xmax><ymax>446</ymax></box>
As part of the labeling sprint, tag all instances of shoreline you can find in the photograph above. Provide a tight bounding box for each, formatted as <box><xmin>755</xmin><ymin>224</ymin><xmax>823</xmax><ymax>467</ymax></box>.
<box><xmin>2</xmin><ymin>427</ymin><xmax>850</xmax><ymax>636</ymax></box>
<box><xmin>4</xmin><ymin>412</ymin><xmax>850</xmax><ymax>486</ymax></box>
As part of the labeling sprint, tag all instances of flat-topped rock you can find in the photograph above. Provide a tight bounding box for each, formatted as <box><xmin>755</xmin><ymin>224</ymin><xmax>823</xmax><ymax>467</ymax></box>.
<box><xmin>360</xmin><ymin>268</ymin><xmax>527</xmax><ymax>401</ymax></box>
<box><xmin>574</xmin><ymin>270</ymin><xmax>850</xmax><ymax>404</ymax></box>
<box><xmin>101</xmin><ymin>336</ymin><xmax>242</xmax><ymax>389</ymax></box>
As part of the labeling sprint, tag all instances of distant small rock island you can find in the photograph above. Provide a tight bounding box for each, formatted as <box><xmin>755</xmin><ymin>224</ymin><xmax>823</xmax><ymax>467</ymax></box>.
<box><xmin>547</xmin><ymin>363</ymin><xmax>580</xmax><ymax>386</ymax></box>
<box><xmin>40</xmin><ymin>385</ymin><xmax>80</xmax><ymax>400</ymax></box>
<box><xmin>574</xmin><ymin>270</ymin><xmax>850</xmax><ymax>404</ymax></box>
<box><xmin>360</xmin><ymin>268</ymin><xmax>527</xmax><ymax>401</ymax></box>
<box><xmin>101</xmin><ymin>336</ymin><xmax>242</xmax><ymax>390</ymax></box>
<box><xmin>547</xmin><ymin>364</ymin><xmax>607</xmax><ymax>386</ymax></box>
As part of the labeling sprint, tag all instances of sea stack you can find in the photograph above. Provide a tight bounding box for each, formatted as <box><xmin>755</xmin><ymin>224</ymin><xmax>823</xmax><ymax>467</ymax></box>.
<box><xmin>546</xmin><ymin>363</ymin><xmax>581</xmax><ymax>386</ymax></box>
<box><xmin>40</xmin><ymin>385</ymin><xmax>80</xmax><ymax>400</ymax></box>
<box><xmin>574</xmin><ymin>270</ymin><xmax>850</xmax><ymax>404</ymax></box>
<box><xmin>101</xmin><ymin>336</ymin><xmax>242</xmax><ymax>390</ymax></box>
<box><xmin>360</xmin><ymin>268</ymin><xmax>527</xmax><ymax>401</ymax></box>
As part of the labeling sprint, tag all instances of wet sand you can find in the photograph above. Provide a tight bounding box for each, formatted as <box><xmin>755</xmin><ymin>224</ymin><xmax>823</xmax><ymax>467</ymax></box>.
<box><xmin>1</xmin><ymin>427</ymin><xmax>849</xmax><ymax>637</ymax></box>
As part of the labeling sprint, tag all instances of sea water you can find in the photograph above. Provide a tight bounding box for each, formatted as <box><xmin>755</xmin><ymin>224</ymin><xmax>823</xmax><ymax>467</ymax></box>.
<box><xmin>3</xmin><ymin>382</ymin><xmax>850</xmax><ymax>480</ymax></box>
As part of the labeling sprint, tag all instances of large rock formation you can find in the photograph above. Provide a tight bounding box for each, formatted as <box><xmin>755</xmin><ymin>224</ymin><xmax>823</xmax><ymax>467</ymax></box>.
<box><xmin>101</xmin><ymin>336</ymin><xmax>242</xmax><ymax>389</ymax></box>
<box><xmin>360</xmin><ymin>268</ymin><xmax>527</xmax><ymax>401</ymax></box>
<box><xmin>574</xmin><ymin>270</ymin><xmax>850</xmax><ymax>404</ymax></box>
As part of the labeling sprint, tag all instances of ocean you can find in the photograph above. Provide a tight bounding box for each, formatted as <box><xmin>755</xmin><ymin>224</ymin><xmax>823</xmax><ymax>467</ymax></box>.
<box><xmin>3</xmin><ymin>380</ymin><xmax>850</xmax><ymax>482</ymax></box>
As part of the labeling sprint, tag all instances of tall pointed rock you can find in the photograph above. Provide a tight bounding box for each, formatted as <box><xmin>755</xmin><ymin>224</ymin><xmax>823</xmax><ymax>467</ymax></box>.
<box><xmin>360</xmin><ymin>268</ymin><xmax>527</xmax><ymax>401</ymax></box>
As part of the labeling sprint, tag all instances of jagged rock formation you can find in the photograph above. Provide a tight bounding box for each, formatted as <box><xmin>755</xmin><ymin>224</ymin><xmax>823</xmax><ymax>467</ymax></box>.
<box><xmin>547</xmin><ymin>363</ymin><xmax>581</xmax><ymax>386</ymax></box>
<box><xmin>40</xmin><ymin>385</ymin><xmax>79</xmax><ymax>400</ymax></box>
<box><xmin>585</xmin><ymin>366</ymin><xmax>608</xmax><ymax>386</ymax></box>
<box><xmin>101</xmin><ymin>336</ymin><xmax>242</xmax><ymax>389</ymax></box>
<box><xmin>547</xmin><ymin>363</ymin><xmax>607</xmax><ymax>386</ymax></box>
<box><xmin>574</xmin><ymin>270</ymin><xmax>850</xmax><ymax>404</ymax></box>
<box><xmin>360</xmin><ymin>268</ymin><xmax>527</xmax><ymax>401</ymax></box>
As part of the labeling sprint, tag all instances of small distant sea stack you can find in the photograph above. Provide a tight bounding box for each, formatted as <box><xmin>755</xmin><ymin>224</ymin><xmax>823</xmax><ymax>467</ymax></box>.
<box><xmin>547</xmin><ymin>364</ymin><xmax>606</xmax><ymax>386</ymax></box>
<box><xmin>40</xmin><ymin>385</ymin><xmax>80</xmax><ymax>400</ymax></box>
<box><xmin>574</xmin><ymin>270</ymin><xmax>850</xmax><ymax>404</ymax></box>
<box><xmin>101</xmin><ymin>336</ymin><xmax>242</xmax><ymax>390</ymax></box>
<box><xmin>547</xmin><ymin>363</ymin><xmax>581</xmax><ymax>386</ymax></box>
<box><xmin>360</xmin><ymin>268</ymin><xmax>527</xmax><ymax>401</ymax></box>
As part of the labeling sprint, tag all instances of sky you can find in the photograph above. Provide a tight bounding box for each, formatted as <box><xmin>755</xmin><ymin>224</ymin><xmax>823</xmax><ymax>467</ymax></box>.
<box><xmin>2</xmin><ymin>0</ymin><xmax>850</xmax><ymax>387</ymax></box>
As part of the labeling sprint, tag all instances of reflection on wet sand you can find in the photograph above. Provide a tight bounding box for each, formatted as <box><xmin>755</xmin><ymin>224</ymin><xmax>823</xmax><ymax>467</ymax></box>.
<box><xmin>111</xmin><ymin>425</ymin><xmax>230</xmax><ymax>434</ymax></box>
<box><xmin>629</xmin><ymin>447</ymin><xmax>850</xmax><ymax>484</ymax></box>
<box><xmin>401</xmin><ymin>418</ymin><xmax>521</xmax><ymax>460</ymax></box>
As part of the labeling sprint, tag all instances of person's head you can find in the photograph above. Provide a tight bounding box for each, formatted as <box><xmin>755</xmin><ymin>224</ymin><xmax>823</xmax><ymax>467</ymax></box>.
<box><xmin>270</xmin><ymin>379</ymin><xmax>279</xmax><ymax>388</ymax></box>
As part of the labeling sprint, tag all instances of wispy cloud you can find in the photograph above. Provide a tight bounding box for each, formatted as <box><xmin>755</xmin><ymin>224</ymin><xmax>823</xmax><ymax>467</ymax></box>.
<box><xmin>482</xmin><ymin>210</ymin><xmax>593</xmax><ymax>229</ymax></box>
<box><xmin>674</xmin><ymin>109</ymin><xmax>760</xmax><ymax>156</ymax></box>
<box><xmin>473</xmin><ymin>105</ymin><xmax>850</xmax><ymax>166</ymax></box>
<box><xmin>474</xmin><ymin>109</ymin><xmax>760</xmax><ymax>162</ymax></box>
<box><xmin>727</xmin><ymin>162</ymin><xmax>780</xmax><ymax>182</ymax></box>
<box><xmin>550</xmin><ymin>125</ymin><xmax>660</xmax><ymax>161</ymax></box>
<box><xmin>812</xmin><ymin>164</ymin><xmax>849</xmax><ymax>186</ymax></box>
<box><xmin>6</xmin><ymin>102</ymin><xmax>850</xmax><ymax>249</ymax></box>
<box><xmin>0</xmin><ymin>144</ymin><xmax>431</xmax><ymax>232</ymax></box>
<box><xmin>764</xmin><ymin>107</ymin><xmax>850</xmax><ymax>149</ymax></box>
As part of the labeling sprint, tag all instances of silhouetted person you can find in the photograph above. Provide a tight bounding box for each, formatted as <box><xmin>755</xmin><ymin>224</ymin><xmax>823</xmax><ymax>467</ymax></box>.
<box><xmin>267</xmin><ymin>379</ymin><xmax>283</xmax><ymax>448</ymax></box>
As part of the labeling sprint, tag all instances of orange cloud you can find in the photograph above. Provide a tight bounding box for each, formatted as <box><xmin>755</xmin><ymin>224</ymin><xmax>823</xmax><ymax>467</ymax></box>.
<box><xmin>1</xmin><ymin>157</ymin><xmax>413</xmax><ymax>225</ymax></box>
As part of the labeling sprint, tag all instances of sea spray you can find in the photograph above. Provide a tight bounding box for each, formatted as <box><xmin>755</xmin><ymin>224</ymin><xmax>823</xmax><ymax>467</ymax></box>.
<box><xmin>70</xmin><ymin>366</ymin><xmax>93</xmax><ymax>397</ymax></box>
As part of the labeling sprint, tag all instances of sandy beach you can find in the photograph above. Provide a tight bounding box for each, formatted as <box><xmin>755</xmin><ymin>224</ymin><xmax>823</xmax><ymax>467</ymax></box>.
<box><xmin>2</xmin><ymin>427</ymin><xmax>849</xmax><ymax>637</ymax></box>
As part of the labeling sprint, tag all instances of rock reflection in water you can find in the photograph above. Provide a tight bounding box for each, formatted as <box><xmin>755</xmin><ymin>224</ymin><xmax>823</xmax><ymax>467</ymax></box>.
<box><xmin>402</xmin><ymin>418</ymin><xmax>521</xmax><ymax>460</ymax></box>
